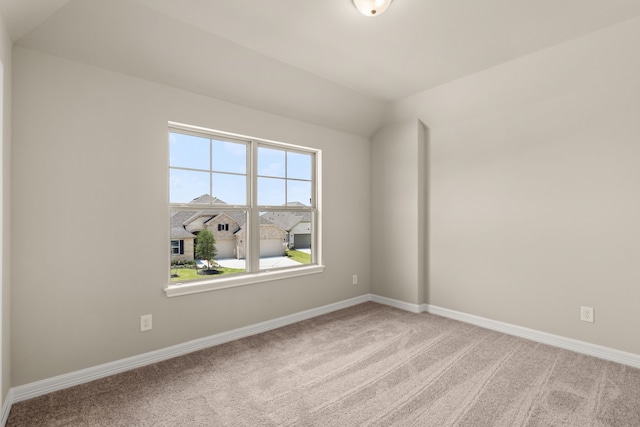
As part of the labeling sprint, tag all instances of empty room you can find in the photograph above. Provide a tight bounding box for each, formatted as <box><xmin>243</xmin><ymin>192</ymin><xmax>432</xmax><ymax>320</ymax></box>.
<box><xmin>0</xmin><ymin>0</ymin><xmax>639</xmax><ymax>425</ymax></box>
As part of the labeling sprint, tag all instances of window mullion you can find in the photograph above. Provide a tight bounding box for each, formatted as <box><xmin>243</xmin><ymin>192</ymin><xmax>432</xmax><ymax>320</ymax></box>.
<box><xmin>209</xmin><ymin>137</ymin><xmax>213</xmax><ymax>203</ymax></box>
<box><xmin>248</xmin><ymin>141</ymin><xmax>260</xmax><ymax>273</ymax></box>
<box><xmin>312</xmin><ymin>150</ymin><xmax>321</xmax><ymax>265</ymax></box>
<box><xmin>284</xmin><ymin>152</ymin><xmax>288</xmax><ymax>206</ymax></box>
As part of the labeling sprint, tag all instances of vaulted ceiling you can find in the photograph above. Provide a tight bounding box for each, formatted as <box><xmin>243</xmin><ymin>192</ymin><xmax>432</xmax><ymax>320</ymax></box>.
<box><xmin>3</xmin><ymin>0</ymin><xmax>640</xmax><ymax>136</ymax></box>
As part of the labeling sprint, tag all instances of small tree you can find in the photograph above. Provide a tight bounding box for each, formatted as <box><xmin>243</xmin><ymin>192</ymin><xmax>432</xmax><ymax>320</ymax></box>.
<box><xmin>195</xmin><ymin>229</ymin><xmax>217</xmax><ymax>270</ymax></box>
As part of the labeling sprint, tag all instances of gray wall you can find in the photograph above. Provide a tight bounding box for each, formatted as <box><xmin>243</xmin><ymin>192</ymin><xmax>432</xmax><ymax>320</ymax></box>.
<box><xmin>387</xmin><ymin>16</ymin><xmax>640</xmax><ymax>355</ymax></box>
<box><xmin>11</xmin><ymin>47</ymin><xmax>371</xmax><ymax>386</ymax></box>
<box><xmin>371</xmin><ymin>120</ymin><xmax>427</xmax><ymax>305</ymax></box>
<box><xmin>0</xmin><ymin>12</ymin><xmax>11</xmax><ymax>405</ymax></box>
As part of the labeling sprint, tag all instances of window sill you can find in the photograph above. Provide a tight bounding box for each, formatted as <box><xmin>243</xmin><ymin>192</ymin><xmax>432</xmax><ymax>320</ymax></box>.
<box><xmin>164</xmin><ymin>264</ymin><xmax>325</xmax><ymax>297</ymax></box>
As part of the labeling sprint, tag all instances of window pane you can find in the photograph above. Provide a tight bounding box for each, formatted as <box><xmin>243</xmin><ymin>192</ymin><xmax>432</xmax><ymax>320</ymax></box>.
<box><xmin>287</xmin><ymin>180</ymin><xmax>312</xmax><ymax>206</ymax></box>
<box><xmin>170</xmin><ymin>169</ymin><xmax>209</xmax><ymax>203</ymax></box>
<box><xmin>170</xmin><ymin>209</ymin><xmax>247</xmax><ymax>283</ymax></box>
<box><xmin>258</xmin><ymin>147</ymin><xmax>285</xmax><ymax>177</ymax></box>
<box><xmin>212</xmin><ymin>139</ymin><xmax>246</xmax><ymax>174</ymax></box>
<box><xmin>258</xmin><ymin>177</ymin><xmax>285</xmax><ymax>206</ymax></box>
<box><xmin>212</xmin><ymin>173</ymin><xmax>246</xmax><ymax>205</ymax></box>
<box><xmin>287</xmin><ymin>152</ymin><xmax>312</xmax><ymax>180</ymax></box>
<box><xmin>259</xmin><ymin>211</ymin><xmax>312</xmax><ymax>269</ymax></box>
<box><xmin>169</xmin><ymin>133</ymin><xmax>210</xmax><ymax>170</ymax></box>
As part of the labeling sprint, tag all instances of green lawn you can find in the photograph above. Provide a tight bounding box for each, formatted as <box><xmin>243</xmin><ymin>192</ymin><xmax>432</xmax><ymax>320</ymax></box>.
<box><xmin>286</xmin><ymin>250</ymin><xmax>311</xmax><ymax>264</ymax></box>
<box><xmin>170</xmin><ymin>251</ymin><xmax>311</xmax><ymax>283</ymax></box>
<box><xmin>170</xmin><ymin>267</ymin><xmax>244</xmax><ymax>283</ymax></box>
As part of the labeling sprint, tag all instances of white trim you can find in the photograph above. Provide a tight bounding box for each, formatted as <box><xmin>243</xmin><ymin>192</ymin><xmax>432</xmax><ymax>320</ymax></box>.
<box><xmin>370</xmin><ymin>294</ymin><xmax>422</xmax><ymax>313</ymax></box>
<box><xmin>8</xmin><ymin>294</ymin><xmax>369</xmax><ymax>405</ymax></box>
<box><xmin>422</xmin><ymin>303</ymin><xmax>640</xmax><ymax>369</ymax></box>
<box><xmin>369</xmin><ymin>296</ymin><xmax>640</xmax><ymax>369</ymax></box>
<box><xmin>168</xmin><ymin>121</ymin><xmax>317</xmax><ymax>154</ymax></box>
<box><xmin>0</xmin><ymin>389</ymin><xmax>13</xmax><ymax>427</ymax></box>
<box><xmin>165</xmin><ymin>264</ymin><xmax>325</xmax><ymax>297</ymax></box>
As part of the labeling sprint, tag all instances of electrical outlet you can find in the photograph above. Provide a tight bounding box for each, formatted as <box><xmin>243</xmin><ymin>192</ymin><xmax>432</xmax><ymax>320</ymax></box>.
<box><xmin>352</xmin><ymin>274</ymin><xmax>358</xmax><ymax>285</ymax></box>
<box><xmin>580</xmin><ymin>306</ymin><xmax>594</xmax><ymax>323</ymax></box>
<box><xmin>140</xmin><ymin>314</ymin><xmax>152</xmax><ymax>331</ymax></box>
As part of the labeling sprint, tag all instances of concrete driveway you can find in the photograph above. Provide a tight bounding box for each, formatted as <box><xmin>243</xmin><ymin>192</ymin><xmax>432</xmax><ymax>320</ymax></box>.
<box><xmin>216</xmin><ymin>256</ymin><xmax>302</xmax><ymax>269</ymax></box>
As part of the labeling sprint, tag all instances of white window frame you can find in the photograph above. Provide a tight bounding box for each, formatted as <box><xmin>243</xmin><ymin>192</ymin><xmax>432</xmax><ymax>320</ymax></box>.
<box><xmin>171</xmin><ymin>240</ymin><xmax>182</xmax><ymax>255</ymax></box>
<box><xmin>165</xmin><ymin>122</ymin><xmax>324</xmax><ymax>297</ymax></box>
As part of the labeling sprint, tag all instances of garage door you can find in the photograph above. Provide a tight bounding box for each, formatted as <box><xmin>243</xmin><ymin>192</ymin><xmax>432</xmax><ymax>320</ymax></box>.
<box><xmin>260</xmin><ymin>239</ymin><xmax>285</xmax><ymax>257</ymax></box>
<box><xmin>293</xmin><ymin>233</ymin><xmax>311</xmax><ymax>249</ymax></box>
<box><xmin>215</xmin><ymin>240</ymin><xmax>235</xmax><ymax>259</ymax></box>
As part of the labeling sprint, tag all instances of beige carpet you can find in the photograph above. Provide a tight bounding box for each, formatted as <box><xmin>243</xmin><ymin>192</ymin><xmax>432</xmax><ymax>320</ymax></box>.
<box><xmin>7</xmin><ymin>302</ymin><xmax>640</xmax><ymax>426</ymax></box>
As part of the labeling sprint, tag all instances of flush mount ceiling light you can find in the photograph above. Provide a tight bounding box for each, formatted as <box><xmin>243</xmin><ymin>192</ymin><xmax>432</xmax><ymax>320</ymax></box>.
<box><xmin>353</xmin><ymin>0</ymin><xmax>393</xmax><ymax>17</ymax></box>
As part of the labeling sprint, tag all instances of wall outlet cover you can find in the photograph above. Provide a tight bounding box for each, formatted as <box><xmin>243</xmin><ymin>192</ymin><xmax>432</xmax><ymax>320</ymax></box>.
<box><xmin>580</xmin><ymin>306</ymin><xmax>594</xmax><ymax>323</ymax></box>
<box><xmin>140</xmin><ymin>314</ymin><xmax>153</xmax><ymax>331</ymax></box>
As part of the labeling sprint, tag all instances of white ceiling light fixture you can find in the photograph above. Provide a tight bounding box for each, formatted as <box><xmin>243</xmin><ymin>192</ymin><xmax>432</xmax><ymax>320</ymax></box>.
<box><xmin>352</xmin><ymin>0</ymin><xmax>393</xmax><ymax>17</ymax></box>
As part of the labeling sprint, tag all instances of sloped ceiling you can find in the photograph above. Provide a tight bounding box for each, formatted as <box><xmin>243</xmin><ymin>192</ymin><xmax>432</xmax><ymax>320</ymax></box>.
<box><xmin>0</xmin><ymin>0</ymin><xmax>70</xmax><ymax>41</ymax></box>
<box><xmin>3</xmin><ymin>0</ymin><xmax>640</xmax><ymax>137</ymax></box>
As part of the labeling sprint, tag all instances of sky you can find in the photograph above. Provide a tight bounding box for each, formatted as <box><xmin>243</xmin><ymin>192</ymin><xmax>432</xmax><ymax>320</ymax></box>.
<box><xmin>169</xmin><ymin>132</ymin><xmax>312</xmax><ymax>206</ymax></box>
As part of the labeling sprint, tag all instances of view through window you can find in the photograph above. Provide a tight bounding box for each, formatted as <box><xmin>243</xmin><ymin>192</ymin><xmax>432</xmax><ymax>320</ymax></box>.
<box><xmin>169</xmin><ymin>125</ymin><xmax>318</xmax><ymax>284</ymax></box>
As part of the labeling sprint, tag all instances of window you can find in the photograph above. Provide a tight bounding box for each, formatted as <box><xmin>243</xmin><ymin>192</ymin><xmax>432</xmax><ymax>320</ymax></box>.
<box><xmin>166</xmin><ymin>123</ymin><xmax>323</xmax><ymax>296</ymax></box>
<box><xmin>171</xmin><ymin>240</ymin><xmax>184</xmax><ymax>255</ymax></box>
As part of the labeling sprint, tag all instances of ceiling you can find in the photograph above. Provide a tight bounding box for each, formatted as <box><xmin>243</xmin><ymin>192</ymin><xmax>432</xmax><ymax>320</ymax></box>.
<box><xmin>3</xmin><ymin>0</ymin><xmax>640</xmax><ymax>136</ymax></box>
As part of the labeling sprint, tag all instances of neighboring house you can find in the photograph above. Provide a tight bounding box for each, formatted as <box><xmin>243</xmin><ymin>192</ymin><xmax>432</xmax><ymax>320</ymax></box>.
<box><xmin>170</xmin><ymin>216</ymin><xmax>196</xmax><ymax>262</ymax></box>
<box><xmin>261</xmin><ymin>202</ymin><xmax>312</xmax><ymax>250</ymax></box>
<box><xmin>235</xmin><ymin>217</ymin><xmax>290</xmax><ymax>259</ymax></box>
<box><xmin>202</xmin><ymin>212</ymin><xmax>244</xmax><ymax>259</ymax></box>
<box><xmin>170</xmin><ymin>195</ymin><xmax>287</xmax><ymax>262</ymax></box>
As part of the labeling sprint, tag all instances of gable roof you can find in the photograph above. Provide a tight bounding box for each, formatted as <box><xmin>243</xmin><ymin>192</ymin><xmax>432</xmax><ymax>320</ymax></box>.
<box><xmin>170</xmin><ymin>210</ymin><xmax>196</xmax><ymax>239</ymax></box>
<box><xmin>171</xmin><ymin>194</ymin><xmax>288</xmax><ymax>238</ymax></box>
<box><xmin>187</xmin><ymin>194</ymin><xmax>226</xmax><ymax>205</ymax></box>
<box><xmin>260</xmin><ymin>212</ymin><xmax>307</xmax><ymax>232</ymax></box>
<box><xmin>170</xmin><ymin>226</ymin><xmax>195</xmax><ymax>240</ymax></box>
<box><xmin>259</xmin><ymin>202</ymin><xmax>312</xmax><ymax>231</ymax></box>
<box><xmin>203</xmin><ymin>211</ymin><xmax>243</xmax><ymax>228</ymax></box>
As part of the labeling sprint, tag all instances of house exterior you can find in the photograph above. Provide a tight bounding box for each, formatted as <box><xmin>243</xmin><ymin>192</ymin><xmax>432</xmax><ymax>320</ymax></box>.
<box><xmin>202</xmin><ymin>212</ymin><xmax>243</xmax><ymax>259</ymax></box>
<box><xmin>290</xmin><ymin>219</ymin><xmax>312</xmax><ymax>248</ymax></box>
<box><xmin>170</xmin><ymin>222</ymin><xmax>196</xmax><ymax>263</ymax></box>
<box><xmin>235</xmin><ymin>219</ymin><xmax>290</xmax><ymax>259</ymax></box>
<box><xmin>260</xmin><ymin>204</ymin><xmax>312</xmax><ymax>250</ymax></box>
<box><xmin>170</xmin><ymin>195</ymin><xmax>287</xmax><ymax>262</ymax></box>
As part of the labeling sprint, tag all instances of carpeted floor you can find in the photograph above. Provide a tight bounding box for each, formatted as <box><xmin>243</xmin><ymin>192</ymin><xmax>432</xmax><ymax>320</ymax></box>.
<box><xmin>7</xmin><ymin>302</ymin><xmax>640</xmax><ymax>426</ymax></box>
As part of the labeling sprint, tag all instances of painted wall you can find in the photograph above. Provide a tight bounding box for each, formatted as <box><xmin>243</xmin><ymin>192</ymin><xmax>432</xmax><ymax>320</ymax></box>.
<box><xmin>371</xmin><ymin>120</ymin><xmax>427</xmax><ymax>304</ymax></box>
<box><xmin>0</xmin><ymin>12</ymin><xmax>10</xmax><ymax>406</ymax></box>
<box><xmin>387</xmin><ymin>16</ymin><xmax>640</xmax><ymax>354</ymax></box>
<box><xmin>11</xmin><ymin>47</ymin><xmax>371</xmax><ymax>386</ymax></box>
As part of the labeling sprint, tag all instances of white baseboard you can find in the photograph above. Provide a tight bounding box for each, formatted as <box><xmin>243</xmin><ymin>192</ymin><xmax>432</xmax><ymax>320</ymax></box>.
<box><xmin>4</xmin><ymin>293</ymin><xmax>640</xmax><ymax>427</ymax></box>
<box><xmin>369</xmin><ymin>295</ymin><xmax>640</xmax><ymax>368</ymax></box>
<box><xmin>8</xmin><ymin>294</ymin><xmax>370</xmax><ymax>408</ymax></box>
<box><xmin>422</xmin><ymin>303</ymin><xmax>640</xmax><ymax>369</ymax></box>
<box><xmin>370</xmin><ymin>294</ymin><xmax>422</xmax><ymax>313</ymax></box>
<box><xmin>0</xmin><ymin>389</ymin><xmax>13</xmax><ymax>427</ymax></box>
